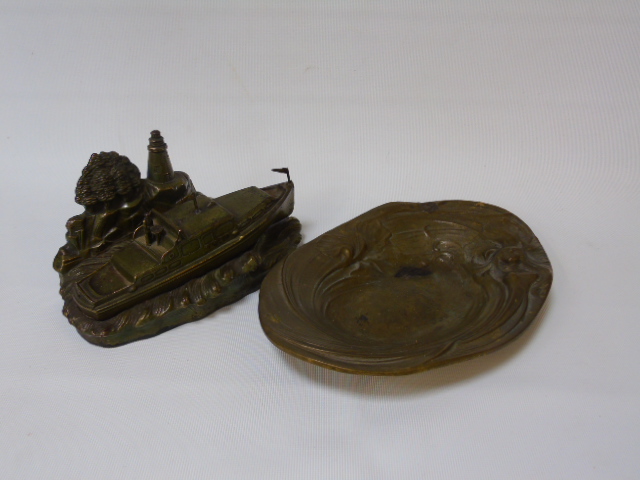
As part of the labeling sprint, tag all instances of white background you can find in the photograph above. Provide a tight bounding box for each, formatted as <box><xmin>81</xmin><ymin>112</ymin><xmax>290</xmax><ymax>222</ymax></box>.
<box><xmin>2</xmin><ymin>1</ymin><xmax>639</xmax><ymax>478</ymax></box>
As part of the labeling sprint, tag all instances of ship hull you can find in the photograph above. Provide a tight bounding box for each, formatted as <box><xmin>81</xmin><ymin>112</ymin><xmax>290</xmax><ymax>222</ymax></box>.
<box><xmin>73</xmin><ymin>181</ymin><xmax>294</xmax><ymax>320</ymax></box>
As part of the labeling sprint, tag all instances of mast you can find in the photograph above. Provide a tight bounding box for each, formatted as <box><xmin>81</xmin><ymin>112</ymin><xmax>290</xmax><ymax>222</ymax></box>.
<box><xmin>147</xmin><ymin>130</ymin><xmax>174</xmax><ymax>183</ymax></box>
<box><xmin>143</xmin><ymin>129</ymin><xmax>197</xmax><ymax>212</ymax></box>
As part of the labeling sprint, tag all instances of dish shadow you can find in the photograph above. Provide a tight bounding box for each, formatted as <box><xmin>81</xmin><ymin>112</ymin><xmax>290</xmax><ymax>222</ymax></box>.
<box><xmin>276</xmin><ymin>292</ymin><xmax>554</xmax><ymax>398</ymax></box>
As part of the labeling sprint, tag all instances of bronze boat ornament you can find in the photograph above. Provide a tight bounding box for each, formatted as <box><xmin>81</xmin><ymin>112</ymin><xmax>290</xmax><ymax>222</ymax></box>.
<box><xmin>259</xmin><ymin>201</ymin><xmax>552</xmax><ymax>375</ymax></box>
<box><xmin>55</xmin><ymin>131</ymin><xmax>300</xmax><ymax>346</ymax></box>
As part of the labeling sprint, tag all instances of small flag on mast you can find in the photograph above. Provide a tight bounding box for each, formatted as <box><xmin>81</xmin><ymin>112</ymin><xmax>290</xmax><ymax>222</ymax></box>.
<box><xmin>272</xmin><ymin>168</ymin><xmax>291</xmax><ymax>182</ymax></box>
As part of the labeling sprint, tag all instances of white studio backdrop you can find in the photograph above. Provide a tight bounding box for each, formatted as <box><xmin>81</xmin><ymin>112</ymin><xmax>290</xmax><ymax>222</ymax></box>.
<box><xmin>1</xmin><ymin>1</ymin><xmax>639</xmax><ymax>479</ymax></box>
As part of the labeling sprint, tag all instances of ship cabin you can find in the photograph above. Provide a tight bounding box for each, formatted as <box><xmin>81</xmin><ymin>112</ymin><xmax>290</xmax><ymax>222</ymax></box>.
<box><xmin>122</xmin><ymin>194</ymin><xmax>235</xmax><ymax>286</ymax></box>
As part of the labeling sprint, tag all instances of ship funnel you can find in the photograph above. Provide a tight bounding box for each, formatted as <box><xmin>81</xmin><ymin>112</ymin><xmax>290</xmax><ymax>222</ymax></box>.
<box><xmin>147</xmin><ymin>130</ymin><xmax>174</xmax><ymax>183</ymax></box>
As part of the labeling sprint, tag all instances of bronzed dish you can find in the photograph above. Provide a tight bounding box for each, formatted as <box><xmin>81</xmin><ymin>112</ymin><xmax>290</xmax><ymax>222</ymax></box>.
<box><xmin>259</xmin><ymin>201</ymin><xmax>552</xmax><ymax>375</ymax></box>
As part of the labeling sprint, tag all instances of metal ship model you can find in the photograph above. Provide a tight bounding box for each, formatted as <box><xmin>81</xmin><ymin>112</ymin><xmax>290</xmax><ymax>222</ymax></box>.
<box><xmin>54</xmin><ymin>131</ymin><xmax>300</xmax><ymax>346</ymax></box>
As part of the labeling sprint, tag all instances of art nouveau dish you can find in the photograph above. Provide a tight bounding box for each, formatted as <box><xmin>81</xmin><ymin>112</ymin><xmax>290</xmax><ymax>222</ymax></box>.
<box><xmin>259</xmin><ymin>201</ymin><xmax>552</xmax><ymax>375</ymax></box>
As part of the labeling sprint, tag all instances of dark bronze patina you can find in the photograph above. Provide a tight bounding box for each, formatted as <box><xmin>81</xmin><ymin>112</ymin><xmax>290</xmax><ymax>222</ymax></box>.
<box><xmin>259</xmin><ymin>201</ymin><xmax>552</xmax><ymax>375</ymax></box>
<box><xmin>55</xmin><ymin>131</ymin><xmax>299</xmax><ymax>346</ymax></box>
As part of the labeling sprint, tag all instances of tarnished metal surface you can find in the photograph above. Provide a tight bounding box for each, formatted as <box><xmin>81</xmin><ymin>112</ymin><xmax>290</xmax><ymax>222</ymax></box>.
<box><xmin>259</xmin><ymin>201</ymin><xmax>552</xmax><ymax>375</ymax></box>
<box><xmin>61</xmin><ymin>217</ymin><xmax>301</xmax><ymax>347</ymax></box>
<box><xmin>54</xmin><ymin>131</ymin><xmax>299</xmax><ymax>346</ymax></box>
